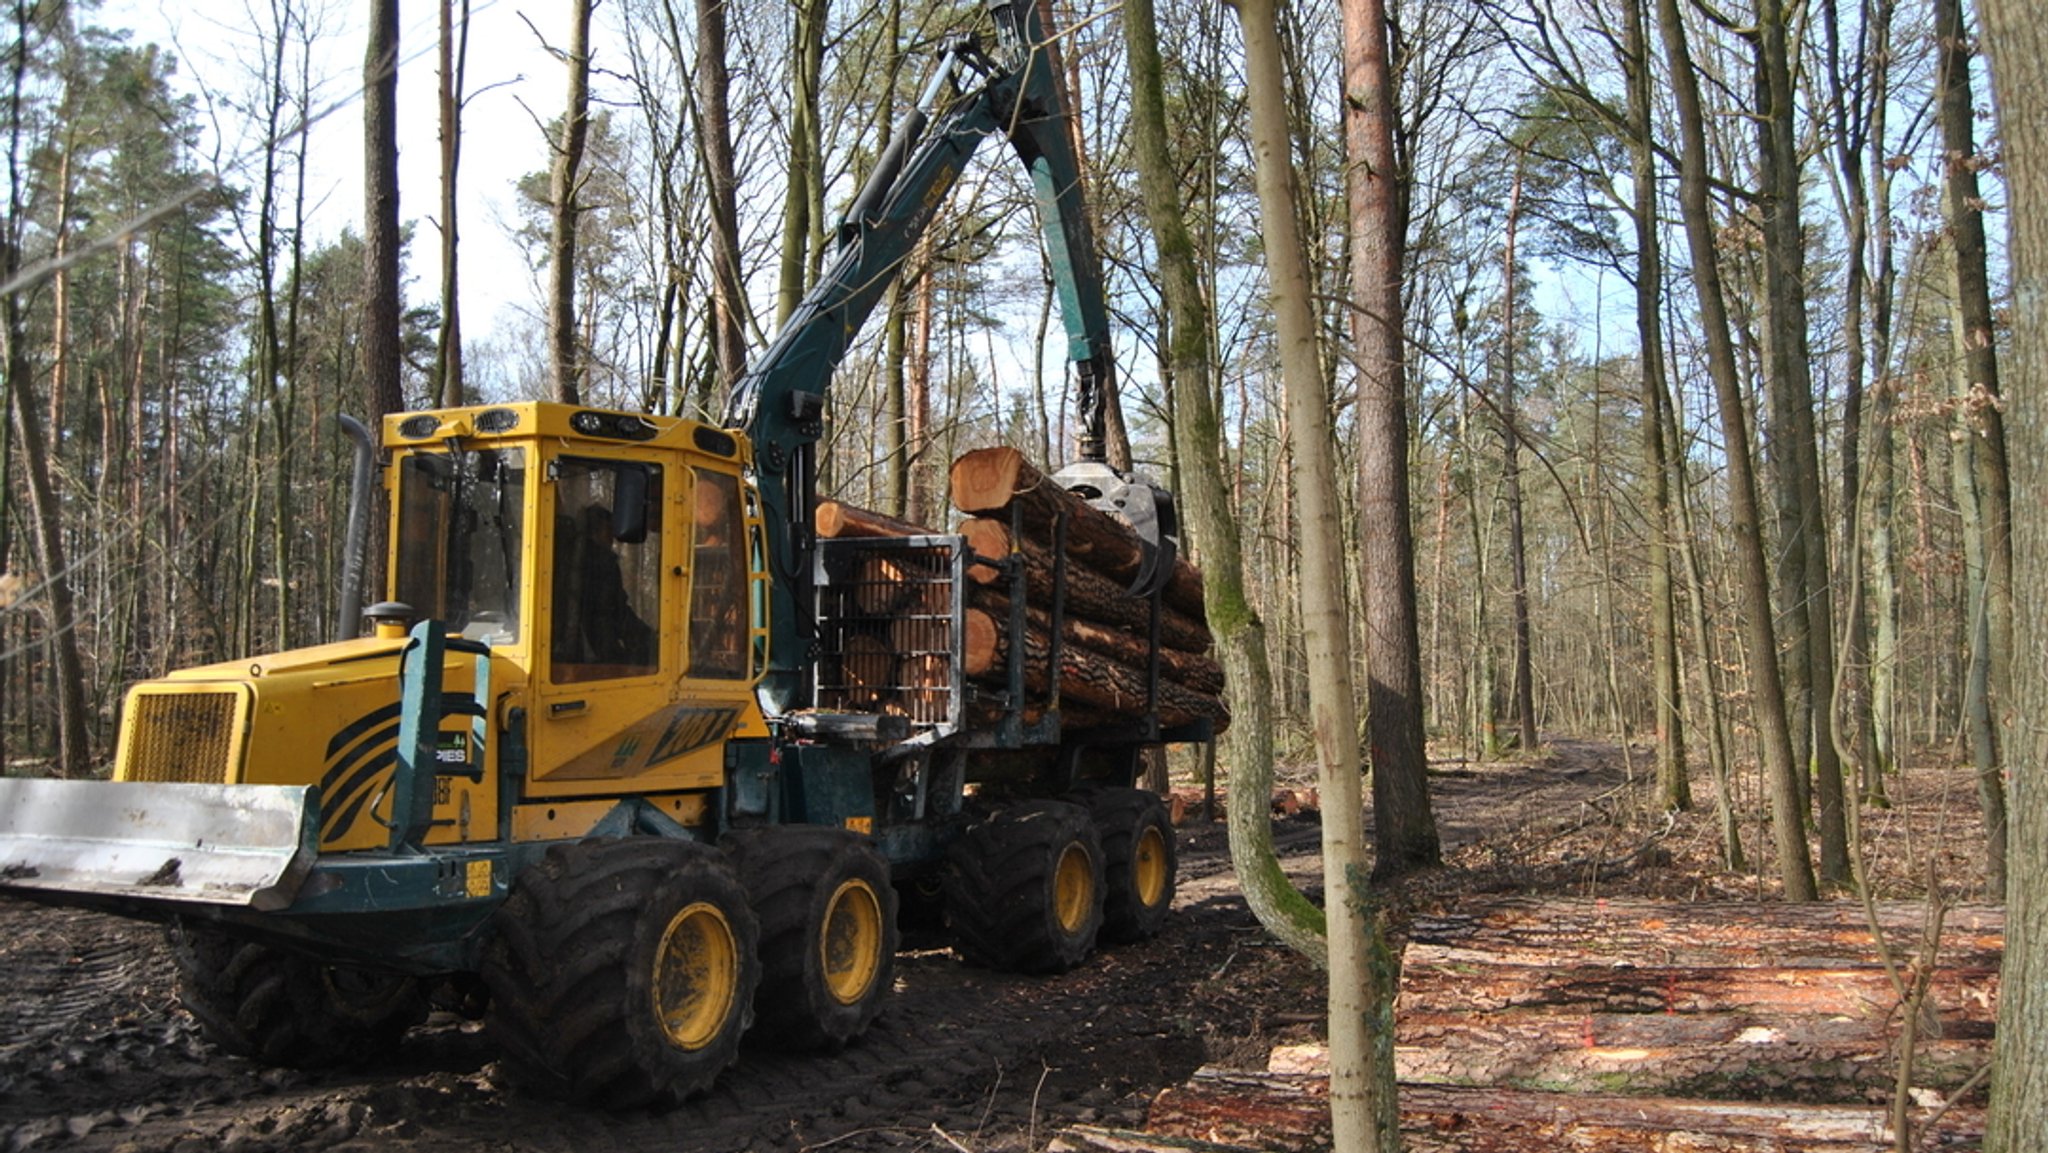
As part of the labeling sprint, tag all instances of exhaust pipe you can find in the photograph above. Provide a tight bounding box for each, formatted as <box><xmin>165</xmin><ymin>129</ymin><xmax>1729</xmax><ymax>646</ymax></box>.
<box><xmin>334</xmin><ymin>414</ymin><xmax>376</xmax><ymax>641</ymax></box>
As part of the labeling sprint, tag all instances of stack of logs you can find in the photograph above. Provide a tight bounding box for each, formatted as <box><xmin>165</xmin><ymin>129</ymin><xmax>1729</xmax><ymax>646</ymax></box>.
<box><xmin>815</xmin><ymin>446</ymin><xmax>1228</xmax><ymax>733</ymax></box>
<box><xmin>1049</xmin><ymin>897</ymin><xmax>2000</xmax><ymax>1152</ymax></box>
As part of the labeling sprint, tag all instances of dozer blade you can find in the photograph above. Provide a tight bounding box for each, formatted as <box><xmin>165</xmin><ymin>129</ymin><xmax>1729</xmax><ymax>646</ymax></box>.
<box><xmin>0</xmin><ymin>779</ymin><xmax>317</xmax><ymax>913</ymax></box>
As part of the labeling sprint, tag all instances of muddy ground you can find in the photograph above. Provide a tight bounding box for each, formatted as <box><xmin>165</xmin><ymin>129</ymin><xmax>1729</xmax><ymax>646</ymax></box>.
<box><xmin>0</xmin><ymin>739</ymin><xmax>1988</xmax><ymax>1152</ymax></box>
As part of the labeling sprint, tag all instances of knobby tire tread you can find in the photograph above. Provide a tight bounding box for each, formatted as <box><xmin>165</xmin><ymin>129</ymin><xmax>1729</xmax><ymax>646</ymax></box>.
<box><xmin>482</xmin><ymin>837</ymin><xmax>760</xmax><ymax>1108</ymax></box>
<box><xmin>943</xmin><ymin>800</ymin><xmax>1103</xmax><ymax>974</ymax></box>
<box><xmin>168</xmin><ymin>923</ymin><xmax>423</xmax><ymax>1068</ymax></box>
<box><xmin>1069</xmin><ymin>786</ymin><xmax>1178</xmax><ymax>943</ymax></box>
<box><xmin>723</xmin><ymin>825</ymin><xmax>899</xmax><ymax>1051</ymax></box>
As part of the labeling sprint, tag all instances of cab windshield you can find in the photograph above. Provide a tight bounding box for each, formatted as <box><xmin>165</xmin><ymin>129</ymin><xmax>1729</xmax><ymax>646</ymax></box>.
<box><xmin>393</xmin><ymin>446</ymin><xmax>526</xmax><ymax>642</ymax></box>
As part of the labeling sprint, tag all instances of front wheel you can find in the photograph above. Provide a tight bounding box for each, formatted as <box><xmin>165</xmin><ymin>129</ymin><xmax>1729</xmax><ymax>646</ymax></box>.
<box><xmin>482</xmin><ymin>838</ymin><xmax>760</xmax><ymax>1108</ymax></box>
<box><xmin>944</xmin><ymin>800</ymin><xmax>1104</xmax><ymax>974</ymax></box>
<box><xmin>168</xmin><ymin>923</ymin><xmax>425</xmax><ymax>1068</ymax></box>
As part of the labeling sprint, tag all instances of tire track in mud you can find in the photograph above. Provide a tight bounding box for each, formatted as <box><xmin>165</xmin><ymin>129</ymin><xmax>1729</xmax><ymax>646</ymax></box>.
<box><xmin>0</xmin><ymin>821</ymin><xmax>1307</xmax><ymax>1152</ymax></box>
<box><xmin>0</xmin><ymin>908</ymin><xmax>176</xmax><ymax>1053</ymax></box>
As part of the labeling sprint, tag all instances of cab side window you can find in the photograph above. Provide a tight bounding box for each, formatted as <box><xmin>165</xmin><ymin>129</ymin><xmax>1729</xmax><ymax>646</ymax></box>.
<box><xmin>551</xmin><ymin>459</ymin><xmax>662</xmax><ymax>683</ymax></box>
<box><xmin>689</xmin><ymin>468</ymin><xmax>746</xmax><ymax>679</ymax></box>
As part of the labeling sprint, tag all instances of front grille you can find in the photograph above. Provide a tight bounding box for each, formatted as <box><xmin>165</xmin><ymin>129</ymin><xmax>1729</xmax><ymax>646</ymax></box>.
<box><xmin>119</xmin><ymin>688</ymin><xmax>245</xmax><ymax>784</ymax></box>
<box><xmin>815</xmin><ymin>538</ymin><xmax>963</xmax><ymax>733</ymax></box>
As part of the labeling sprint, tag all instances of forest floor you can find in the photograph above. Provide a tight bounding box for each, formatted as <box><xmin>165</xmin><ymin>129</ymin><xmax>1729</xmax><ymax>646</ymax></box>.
<box><xmin>0</xmin><ymin>738</ymin><xmax>1992</xmax><ymax>1153</ymax></box>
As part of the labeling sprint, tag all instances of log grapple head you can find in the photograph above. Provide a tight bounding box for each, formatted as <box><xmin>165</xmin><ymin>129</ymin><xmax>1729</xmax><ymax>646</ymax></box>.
<box><xmin>1051</xmin><ymin>459</ymin><xmax>1181</xmax><ymax>600</ymax></box>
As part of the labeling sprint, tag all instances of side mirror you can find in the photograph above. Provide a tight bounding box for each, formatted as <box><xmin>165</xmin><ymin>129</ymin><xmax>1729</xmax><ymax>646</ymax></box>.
<box><xmin>611</xmin><ymin>464</ymin><xmax>650</xmax><ymax>544</ymax></box>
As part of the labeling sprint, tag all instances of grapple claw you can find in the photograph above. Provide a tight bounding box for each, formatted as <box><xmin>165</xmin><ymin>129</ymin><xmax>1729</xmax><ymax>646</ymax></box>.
<box><xmin>1051</xmin><ymin>460</ymin><xmax>1180</xmax><ymax>599</ymax></box>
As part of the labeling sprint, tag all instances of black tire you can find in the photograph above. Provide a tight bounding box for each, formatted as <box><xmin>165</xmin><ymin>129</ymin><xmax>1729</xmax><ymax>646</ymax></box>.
<box><xmin>1073</xmin><ymin>787</ymin><xmax>1177</xmax><ymax>943</ymax></box>
<box><xmin>482</xmin><ymin>837</ymin><xmax>760</xmax><ymax>1108</ymax></box>
<box><xmin>943</xmin><ymin>800</ymin><xmax>1104</xmax><ymax>974</ymax></box>
<box><xmin>168</xmin><ymin>922</ymin><xmax>425</xmax><ymax>1068</ymax></box>
<box><xmin>723</xmin><ymin>826</ymin><xmax>899</xmax><ymax>1051</ymax></box>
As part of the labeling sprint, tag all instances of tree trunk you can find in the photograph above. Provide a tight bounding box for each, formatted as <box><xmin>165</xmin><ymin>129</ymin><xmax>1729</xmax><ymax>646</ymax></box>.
<box><xmin>547</xmin><ymin>0</ymin><xmax>594</xmax><ymax>405</ymax></box>
<box><xmin>1822</xmin><ymin>0</ymin><xmax>1877</xmax><ymax>809</ymax></box>
<box><xmin>694</xmin><ymin>0</ymin><xmax>748</xmax><ymax>388</ymax></box>
<box><xmin>1623</xmin><ymin>0</ymin><xmax>1687</xmax><ymax>811</ymax></box>
<box><xmin>1935</xmin><ymin>0</ymin><xmax>2010</xmax><ymax>898</ymax></box>
<box><xmin>1499</xmin><ymin>162</ymin><xmax>1538</xmax><ymax>753</ymax></box>
<box><xmin>1951</xmin><ymin>339</ymin><xmax>2005</xmax><ymax>896</ymax></box>
<box><xmin>1654</xmin><ymin>0</ymin><xmax>1815</xmax><ymax>900</ymax></box>
<box><xmin>1756</xmin><ymin>0</ymin><xmax>1849</xmax><ymax>887</ymax></box>
<box><xmin>1244</xmin><ymin>0</ymin><xmax>1399</xmax><ymax>1147</ymax></box>
<box><xmin>1125</xmin><ymin>0</ymin><xmax>1316</xmax><ymax>976</ymax></box>
<box><xmin>363</xmin><ymin>0</ymin><xmax>404</xmax><ymax>418</ymax></box>
<box><xmin>435</xmin><ymin>0</ymin><xmax>467</xmax><ymax>407</ymax></box>
<box><xmin>0</xmin><ymin>21</ymin><xmax>89</xmax><ymax>778</ymax></box>
<box><xmin>958</xmin><ymin>608</ymin><xmax>1228</xmax><ymax>730</ymax></box>
<box><xmin>1977</xmin><ymin>6</ymin><xmax>2047</xmax><ymax>1145</ymax></box>
<box><xmin>907</xmin><ymin>241</ymin><xmax>936</xmax><ymax>525</ymax></box>
<box><xmin>814</xmin><ymin>499</ymin><xmax>934</xmax><ymax>541</ymax></box>
<box><xmin>884</xmin><ymin>280</ymin><xmax>909</xmax><ymax>517</ymax></box>
<box><xmin>776</xmin><ymin>0</ymin><xmax>826</xmax><ymax>326</ymax></box>
<box><xmin>1855</xmin><ymin>0</ymin><xmax>1903</xmax><ymax>804</ymax></box>
<box><xmin>1343</xmin><ymin>0</ymin><xmax>1438</xmax><ymax>883</ymax></box>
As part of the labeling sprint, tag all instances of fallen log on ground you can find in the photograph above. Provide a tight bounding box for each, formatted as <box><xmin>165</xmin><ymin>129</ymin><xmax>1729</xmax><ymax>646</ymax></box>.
<box><xmin>1399</xmin><ymin>961</ymin><xmax>1997</xmax><ymax>1022</ymax></box>
<box><xmin>1048</xmin><ymin>1128</ymin><xmax>1262</xmax><ymax>1153</ymax></box>
<box><xmin>1277</xmin><ymin>1019</ymin><xmax>1989</xmax><ymax>1102</ymax></box>
<box><xmin>1405</xmin><ymin>897</ymin><xmax>2006</xmax><ymax>971</ymax></box>
<box><xmin>1138</xmin><ymin>1068</ymin><xmax>1984</xmax><ymax>1153</ymax></box>
<box><xmin>1161</xmin><ymin>786</ymin><xmax>1317</xmax><ymax>825</ymax></box>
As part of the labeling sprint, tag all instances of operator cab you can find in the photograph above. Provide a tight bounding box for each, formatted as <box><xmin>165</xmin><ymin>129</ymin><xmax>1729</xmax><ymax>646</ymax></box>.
<box><xmin>382</xmin><ymin>402</ymin><xmax>771</xmax><ymax>804</ymax></box>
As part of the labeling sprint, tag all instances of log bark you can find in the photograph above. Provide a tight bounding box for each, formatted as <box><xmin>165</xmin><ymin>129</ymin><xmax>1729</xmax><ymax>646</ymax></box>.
<box><xmin>1140</xmin><ymin>1069</ymin><xmax>1984</xmax><ymax>1153</ymax></box>
<box><xmin>1401</xmin><ymin>961</ymin><xmax>1997</xmax><ymax>1022</ymax></box>
<box><xmin>961</xmin><ymin>611</ymin><xmax>1228</xmax><ymax>732</ymax></box>
<box><xmin>815</xmin><ymin>499</ymin><xmax>936</xmax><ymax>539</ymax></box>
<box><xmin>964</xmin><ymin>600</ymin><xmax>1225</xmax><ymax>695</ymax></box>
<box><xmin>950</xmin><ymin>446</ymin><xmax>1208</xmax><ymax>619</ymax></box>
<box><xmin>1049</xmin><ymin>1129</ymin><xmax>1258</xmax><ymax>1153</ymax></box>
<box><xmin>1403</xmin><ymin>898</ymin><xmax>2005</xmax><ymax>971</ymax></box>
<box><xmin>1278</xmin><ymin>1018</ymin><xmax>1989</xmax><ymax>1100</ymax></box>
<box><xmin>960</xmin><ymin>517</ymin><xmax>1212</xmax><ymax>653</ymax></box>
<box><xmin>1387</xmin><ymin>898</ymin><xmax>1999</xmax><ymax>1108</ymax></box>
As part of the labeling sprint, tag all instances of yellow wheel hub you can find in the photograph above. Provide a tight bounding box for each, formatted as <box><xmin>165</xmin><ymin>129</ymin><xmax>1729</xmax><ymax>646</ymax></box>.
<box><xmin>1053</xmin><ymin>843</ymin><xmax>1093</xmax><ymax>934</ymax></box>
<box><xmin>1132</xmin><ymin>824</ymin><xmax>1169</xmax><ymax>909</ymax></box>
<box><xmin>820</xmin><ymin>879</ymin><xmax>885</xmax><ymax>1006</ymax></box>
<box><xmin>652</xmin><ymin>901</ymin><xmax>739</xmax><ymax>1051</ymax></box>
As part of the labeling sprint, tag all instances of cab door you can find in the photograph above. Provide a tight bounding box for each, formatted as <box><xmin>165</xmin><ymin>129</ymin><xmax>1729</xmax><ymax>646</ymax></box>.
<box><xmin>529</xmin><ymin>453</ymin><xmax>696</xmax><ymax>790</ymax></box>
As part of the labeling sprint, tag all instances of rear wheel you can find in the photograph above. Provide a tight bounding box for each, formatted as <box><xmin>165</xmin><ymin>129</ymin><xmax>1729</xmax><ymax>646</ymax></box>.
<box><xmin>943</xmin><ymin>800</ymin><xmax>1103</xmax><ymax>974</ymax></box>
<box><xmin>1073</xmin><ymin>787</ymin><xmax>1177</xmax><ymax>943</ymax></box>
<box><xmin>482</xmin><ymin>838</ymin><xmax>759</xmax><ymax>1108</ymax></box>
<box><xmin>724</xmin><ymin>826</ymin><xmax>898</xmax><ymax>1050</ymax></box>
<box><xmin>168</xmin><ymin>922</ymin><xmax>425</xmax><ymax>1067</ymax></box>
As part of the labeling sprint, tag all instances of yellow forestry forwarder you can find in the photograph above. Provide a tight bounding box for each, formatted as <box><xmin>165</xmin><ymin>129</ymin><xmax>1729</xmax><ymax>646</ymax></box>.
<box><xmin>0</xmin><ymin>0</ymin><xmax>1209</xmax><ymax>1108</ymax></box>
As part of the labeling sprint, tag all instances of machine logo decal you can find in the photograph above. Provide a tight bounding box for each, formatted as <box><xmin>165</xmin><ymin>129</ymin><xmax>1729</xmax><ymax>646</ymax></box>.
<box><xmin>316</xmin><ymin>701</ymin><xmax>484</xmax><ymax>843</ymax></box>
<box><xmin>319</xmin><ymin>703</ymin><xmax>403</xmax><ymax>841</ymax></box>
<box><xmin>645</xmin><ymin>705</ymin><xmax>741</xmax><ymax>768</ymax></box>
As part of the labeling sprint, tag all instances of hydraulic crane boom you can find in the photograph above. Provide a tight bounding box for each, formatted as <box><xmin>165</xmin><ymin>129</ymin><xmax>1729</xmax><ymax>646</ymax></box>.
<box><xmin>721</xmin><ymin>0</ymin><xmax>1172</xmax><ymax>715</ymax></box>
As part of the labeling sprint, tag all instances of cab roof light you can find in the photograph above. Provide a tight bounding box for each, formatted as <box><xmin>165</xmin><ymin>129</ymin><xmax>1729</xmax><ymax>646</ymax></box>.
<box><xmin>569</xmin><ymin>410</ymin><xmax>659</xmax><ymax>441</ymax></box>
